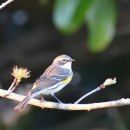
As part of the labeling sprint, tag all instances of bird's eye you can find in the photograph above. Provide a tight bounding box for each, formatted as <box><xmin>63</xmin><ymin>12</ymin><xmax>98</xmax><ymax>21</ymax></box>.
<box><xmin>62</xmin><ymin>59</ymin><xmax>66</xmax><ymax>62</ymax></box>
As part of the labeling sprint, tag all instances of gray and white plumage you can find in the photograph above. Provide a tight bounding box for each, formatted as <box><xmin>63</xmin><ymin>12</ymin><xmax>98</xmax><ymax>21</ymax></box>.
<box><xmin>31</xmin><ymin>65</ymin><xmax>72</xmax><ymax>93</ymax></box>
<box><xmin>14</xmin><ymin>54</ymin><xmax>75</xmax><ymax>111</ymax></box>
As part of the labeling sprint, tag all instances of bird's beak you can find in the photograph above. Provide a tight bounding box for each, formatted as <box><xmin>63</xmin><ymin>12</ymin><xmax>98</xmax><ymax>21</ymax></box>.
<box><xmin>71</xmin><ymin>59</ymin><xmax>75</xmax><ymax>62</ymax></box>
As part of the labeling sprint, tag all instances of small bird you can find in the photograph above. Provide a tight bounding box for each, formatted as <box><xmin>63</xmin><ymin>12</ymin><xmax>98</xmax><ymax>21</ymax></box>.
<box><xmin>14</xmin><ymin>54</ymin><xmax>75</xmax><ymax>111</ymax></box>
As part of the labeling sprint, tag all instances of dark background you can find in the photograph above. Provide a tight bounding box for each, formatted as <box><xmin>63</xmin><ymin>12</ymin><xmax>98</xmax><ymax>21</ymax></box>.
<box><xmin>0</xmin><ymin>0</ymin><xmax>130</xmax><ymax>130</ymax></box>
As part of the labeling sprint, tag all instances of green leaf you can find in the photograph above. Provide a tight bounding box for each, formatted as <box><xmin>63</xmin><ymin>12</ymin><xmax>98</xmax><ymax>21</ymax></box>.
<box><xmin>86</xmin><ymin>0</ymin><xmax>116</xmax><ymax>52</ymax></box>
<box><xmin>53</xmin><ymin>0</ymin><xmax>93</xmax><ymax>34</ymax></box>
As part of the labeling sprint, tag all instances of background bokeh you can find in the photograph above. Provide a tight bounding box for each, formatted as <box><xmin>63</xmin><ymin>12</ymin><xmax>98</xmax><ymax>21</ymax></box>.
<box><xmin>0</xmin><ymin>0</ymin><xmax>130</xmax><ymax>130</ymax></box>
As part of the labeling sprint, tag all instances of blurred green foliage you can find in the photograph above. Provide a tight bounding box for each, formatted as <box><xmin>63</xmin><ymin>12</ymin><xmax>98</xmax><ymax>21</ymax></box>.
<box><xmin>53</xmin><ymin>0</ymin><xmax>116</xmax><ymax>53</ymax></box>
<box><xmin>0</xmin><ymin>119</ymin><xmax>6</xmax><ymax>130</ymax></box>
<box><xmin>53</xmin><ymin>0</ymin><xmax>93</xmax><ymax>33</ymax></box>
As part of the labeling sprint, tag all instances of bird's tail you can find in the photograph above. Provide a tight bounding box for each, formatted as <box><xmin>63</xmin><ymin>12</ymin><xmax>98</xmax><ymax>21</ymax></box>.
<box><xmin>14</xmin><ymin>95</ymin><xmax>32</xmax><ymax>111</ymax></box>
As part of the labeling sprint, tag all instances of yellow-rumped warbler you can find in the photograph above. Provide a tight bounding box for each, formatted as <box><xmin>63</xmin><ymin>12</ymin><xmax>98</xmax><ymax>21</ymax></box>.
<box><xmin>14</xmin><ymin>54</ymin><xmax>75</xmax><ymax>111</ymax></box>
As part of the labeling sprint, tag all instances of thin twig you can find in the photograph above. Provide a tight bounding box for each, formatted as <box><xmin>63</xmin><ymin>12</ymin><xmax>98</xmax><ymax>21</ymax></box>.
<box><xmin>5</xmin><ymin>83</ymin><xmax>19</xmax><ymax>96</ymax></box>
<box><xmin>75</xmin><ymin>78</ymin><xmax>116</xmax><ymax>104</ymax></box>
<box><xmin>0</xmin><ymin>89</ymin><xmax>130</xmax><ymax>111</ymax></box>
<box><xmin>4</xmin><ymin>78</ymin><xmax>18</xmax><ymax>96</ymax></box>
<box><xmin>0</xmin><ymin>0</ymin><xmax>14</xmax><ymax>9</ymax></box>
<box><xmin>8</xmin><ymin>78</ymin><xmax>17</xmax><ymax>91</ymax></box>
<box><xmin>74</xmin><ymin>87</ymin><xmax>101</xmax><ymax>104</ymax></box>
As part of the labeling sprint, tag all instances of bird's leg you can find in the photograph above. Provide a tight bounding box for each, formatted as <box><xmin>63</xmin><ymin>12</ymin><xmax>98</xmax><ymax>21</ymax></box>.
<box><xmin>40</xmin><ymin>94</ymin><xmax>45</xmax><ymax>109</ymax></box>
<box><xmin>40</xmin><ymin>94</ymin><xmax>44</xmax><ymax>102</ymax></box>
<box><xmin>51</xmin><ymin>93</ymin><xmax>63</xmax><ymax>103</ymax></box>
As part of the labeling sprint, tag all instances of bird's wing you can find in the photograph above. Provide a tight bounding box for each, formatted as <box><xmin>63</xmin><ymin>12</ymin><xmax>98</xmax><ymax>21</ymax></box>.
<box><xmin>30</xmin><ymin>65</ymin><xmax>70</xmax><ymax>93</ymax></box>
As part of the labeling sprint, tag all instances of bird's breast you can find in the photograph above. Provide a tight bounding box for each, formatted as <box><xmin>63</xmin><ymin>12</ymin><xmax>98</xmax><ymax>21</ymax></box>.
<box><xmin>61</xmin><ymin>75</ymin><xmax>72</xmax><ymax>84</ymax></box>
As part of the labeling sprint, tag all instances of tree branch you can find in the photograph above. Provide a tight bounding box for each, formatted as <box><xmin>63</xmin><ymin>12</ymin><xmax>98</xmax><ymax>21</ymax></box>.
<box><xmin>0</xmin><ymin>0</ymin><xmax>14</xmax><ymax>9</ymax></box>
<box><xmin>0</xmin><ymin>88</ymin><xmax>130</xmax><ymax>111</ymax></box>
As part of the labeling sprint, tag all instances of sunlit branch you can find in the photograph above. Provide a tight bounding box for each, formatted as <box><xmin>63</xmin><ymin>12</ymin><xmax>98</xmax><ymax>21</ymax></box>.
<box><xmin>0</xmin><ymin>89</ymin><xmax>130</xmax><ymax>111</ymax></box>
<box><xmin>0</xmin><ymin>0</ymin><xmax>14</xmax><ymax>9</ymax></box>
